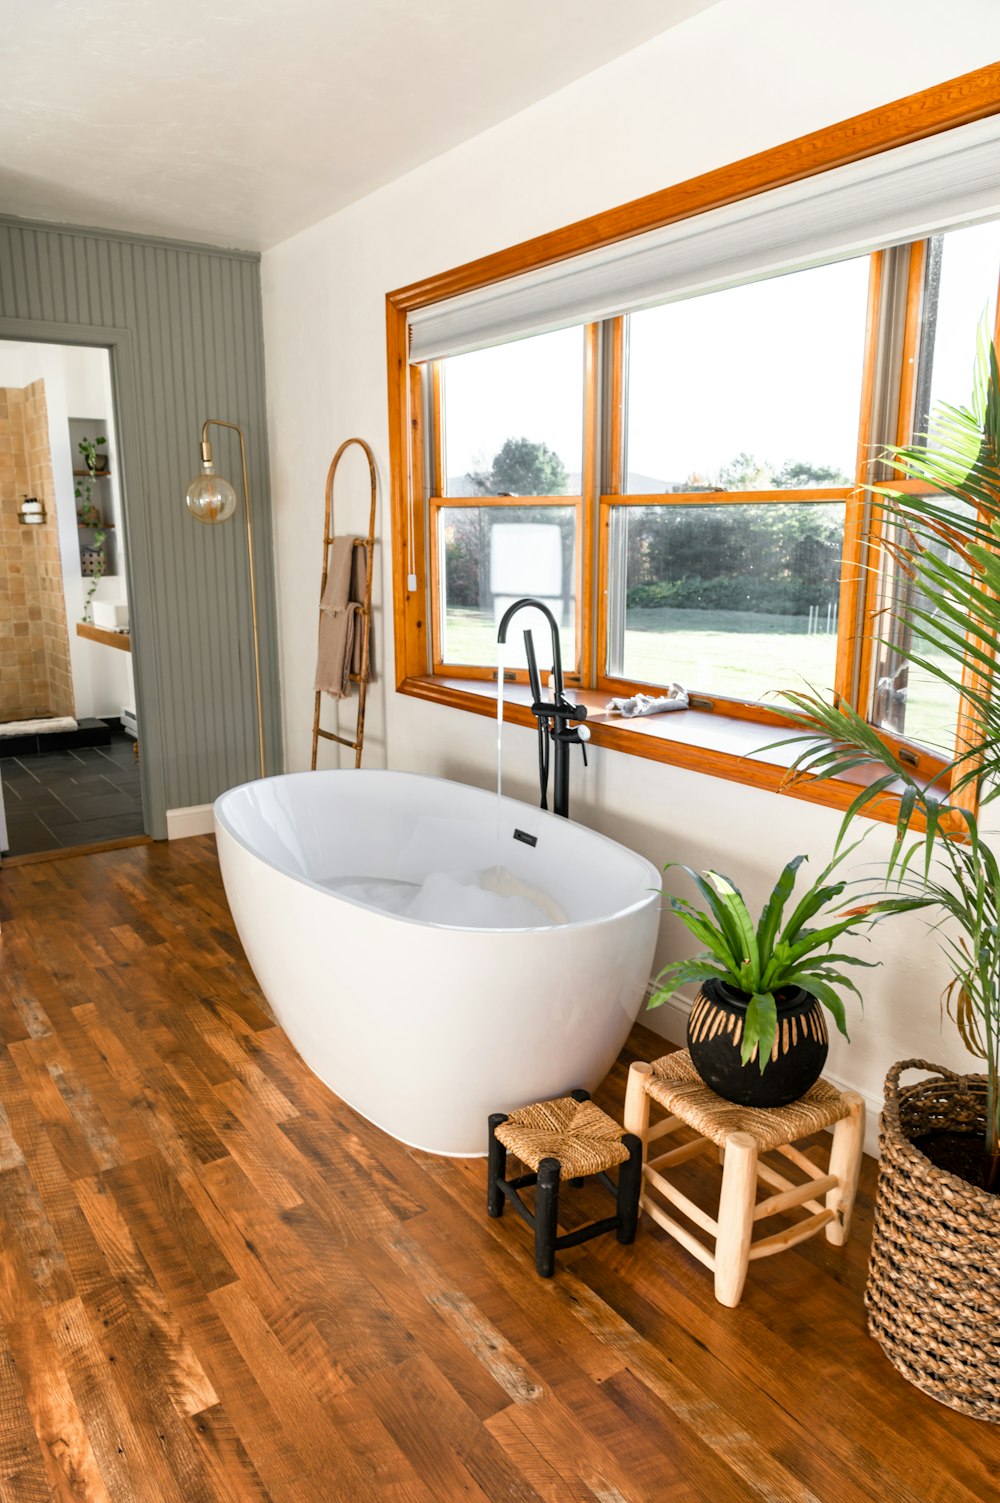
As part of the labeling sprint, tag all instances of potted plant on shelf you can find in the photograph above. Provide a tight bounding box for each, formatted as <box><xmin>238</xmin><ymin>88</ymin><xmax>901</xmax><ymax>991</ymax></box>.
<box><xmin>75</xmin><ymin>435</ymin><xmax>109</xmax><ymax>624</ymax></box>
<box><xmin>75</xmin><ymin>434</ymin><xmax>107</xmax><ymax>517</ymax></box>
<box><xmin>775</xmin><ymin>333</ymin><xmax>1000</xmax><ymax>1421</ymax></box>
<box><xmin>649</xmin><ymin>845</ymin><xmax>881</xmax><ymax>1108</ymax></box>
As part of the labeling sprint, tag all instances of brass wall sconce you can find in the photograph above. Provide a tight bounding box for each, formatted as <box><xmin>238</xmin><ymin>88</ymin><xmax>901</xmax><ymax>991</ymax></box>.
<box><xmin>184</xmin><ymin>419</ymin><xmax>266</xmax><ymax>778</ymax></box>
<box><xmin>17</xmin><ymin>495</ymin><xmax>46</xmax><ymax>525</ymax></box>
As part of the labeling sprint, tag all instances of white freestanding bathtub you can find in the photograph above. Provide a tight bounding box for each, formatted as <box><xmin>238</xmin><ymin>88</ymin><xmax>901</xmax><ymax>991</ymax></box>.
<box><xmin>214</xmin><ymin>770</ymin><xmax>661</xmax><ymax>1156</ymax></box>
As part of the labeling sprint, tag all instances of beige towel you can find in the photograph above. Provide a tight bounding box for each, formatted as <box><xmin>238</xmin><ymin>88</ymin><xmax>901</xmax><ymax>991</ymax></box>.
<box><xmin>315</xmin><ymin>539</ymin><xmax>370</xmax><ymax>697</ymax></box>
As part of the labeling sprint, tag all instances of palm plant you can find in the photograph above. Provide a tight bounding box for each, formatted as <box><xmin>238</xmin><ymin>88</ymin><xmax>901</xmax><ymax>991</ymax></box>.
<box><xmin>650</xmin><ymin>843</ymin><xmax>880</xmax><ymax>1071</ymax></box>
<box><xmin>774</xmin><ymin>334</ymin><xmax>1000</xmax><ymax>1185</ymax></box>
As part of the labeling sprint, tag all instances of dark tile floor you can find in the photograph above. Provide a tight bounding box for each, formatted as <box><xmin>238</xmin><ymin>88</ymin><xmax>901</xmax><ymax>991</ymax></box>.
<box><xmin>0</xmin><ymin>736</ymin><xmax>144</xmax><ymax>855</ymax></box>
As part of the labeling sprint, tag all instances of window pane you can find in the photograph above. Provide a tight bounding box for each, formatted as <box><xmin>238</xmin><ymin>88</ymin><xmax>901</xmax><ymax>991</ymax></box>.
<box><xmin>911</xmin><ymin>220</ymin><xmax>1000</xmax><ymax>441</ymax></box>
<box><xmin>438</xmin><ymin>505</ymin><xmax>577</xmax><ymax>669</ymax></box>
<box><xmin>616</xmin><ymin>502</ymin><xmax>844</xmax><ymax>703</ymax></box>
<box><xmin>870</xmin><ymin>509</ymin><xmax>965</xmax><ymax>754</ymax></box>
<box><xmin>624</xmin><ymin>259</ymin><xmax>870</xmax><ymax>493</ymax></box>
<box><xmin>440</xmin><ymin>327</ymin><xmax>584</xmax><ymax>496</ymax></box>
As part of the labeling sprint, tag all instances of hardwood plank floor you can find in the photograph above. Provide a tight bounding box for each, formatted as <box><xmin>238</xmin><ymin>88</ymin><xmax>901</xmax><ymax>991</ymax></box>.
<box><xmin>0</xmin><ymin>837</ymin><xmax>996</xmax><ymax>1502</ymax></box>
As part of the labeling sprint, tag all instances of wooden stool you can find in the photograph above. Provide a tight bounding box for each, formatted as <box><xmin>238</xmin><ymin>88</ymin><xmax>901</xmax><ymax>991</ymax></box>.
<box><xmin>624</xmin><ymin>1050</ymin><xmax>865</xmax><ymax>1307</ymax></box>
<box><xmin>487</xmin><ymin>1089</ymin><xmax>642</xmax><ymax>1277</ymax></box>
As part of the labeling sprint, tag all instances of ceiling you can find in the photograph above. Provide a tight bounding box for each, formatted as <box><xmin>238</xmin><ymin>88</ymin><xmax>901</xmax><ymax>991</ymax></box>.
<box><xmin>3</xmin><ymin>0</ymin><xmax>718</xmax><ymax>252</ymax></box>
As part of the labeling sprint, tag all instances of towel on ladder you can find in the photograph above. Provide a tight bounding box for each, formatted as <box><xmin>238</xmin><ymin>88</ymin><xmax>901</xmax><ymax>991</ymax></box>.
<box><xmin>315</xmin><ymin>538</ymin><xmax>370</xmax><ymax>698</ymax></box>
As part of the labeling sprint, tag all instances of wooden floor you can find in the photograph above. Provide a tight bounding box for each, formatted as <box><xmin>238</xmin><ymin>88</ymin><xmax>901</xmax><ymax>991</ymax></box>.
<box><xmin>0</xmin><ymin>839</ymin><xmax>996</xmax><ymax>1503</ymax></box>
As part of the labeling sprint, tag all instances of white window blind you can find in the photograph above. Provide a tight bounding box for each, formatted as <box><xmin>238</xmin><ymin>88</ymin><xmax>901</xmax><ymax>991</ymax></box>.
<box><xmin>408</xmin><ymin>115</ymin><xmax>1000</xmax><ymax>364</ymax></box>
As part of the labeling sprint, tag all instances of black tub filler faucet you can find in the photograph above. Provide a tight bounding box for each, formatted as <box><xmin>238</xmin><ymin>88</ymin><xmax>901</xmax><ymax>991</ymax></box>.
<box><xmin>496</xmin><ymin>597</ymin><xmax>591</xmax><ymax>819</ymax></box>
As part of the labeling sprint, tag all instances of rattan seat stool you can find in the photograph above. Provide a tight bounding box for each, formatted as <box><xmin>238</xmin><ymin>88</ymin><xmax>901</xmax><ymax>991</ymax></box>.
<box><xmin>488</xmin><ymin>1089</ymin><xmax>642</xmax><ymax>1277</ymax></box>
<box><xmin>624</xmin><ymin>1050</ymin><xmax>865</xmax><ymax>1307</ymax></box>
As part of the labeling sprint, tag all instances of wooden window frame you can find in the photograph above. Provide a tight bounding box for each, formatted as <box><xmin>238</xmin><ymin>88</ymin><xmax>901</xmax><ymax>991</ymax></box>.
<box><xmin>386</xmin><ymin>63</ymin><xmax>1000</xmax><ymax>824</ymax></box>
<box><xmin>596</xmin><ymin>488</ymin><xmax>858</xmax><ymax>729</ymax></box>
<box><xmin>424</xmin><ymin>323</ymin><xmax>598</xmax><ymax>687</ymax></box>
<box><xmin>869</xmin><ymin>233</ymin><xmax>1000</xmax><ymax>821</ymax></box>
<box><xmin>428</xmin><ymin>492</ymin><xmax>586</xmax><ymax>683</ymax></box>
<box><xmin>596</xmin><ymin>250</ymin><xmax>883</xmax><ymax>728</ymax></box>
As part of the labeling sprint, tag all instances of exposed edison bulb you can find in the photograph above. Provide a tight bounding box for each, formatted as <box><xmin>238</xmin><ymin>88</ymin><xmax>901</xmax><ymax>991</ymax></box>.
<box><xmin>185</xmin><ymin>460</ymin><xmax>238</xmax><ymax>524</ymax></box>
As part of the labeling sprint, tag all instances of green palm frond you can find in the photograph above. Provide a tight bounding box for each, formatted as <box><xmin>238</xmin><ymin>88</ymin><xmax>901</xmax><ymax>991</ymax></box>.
<box><xmin>751</xmin><ymin>330</ymin><xmax>1000</xmax><ymax>1161</ymax></box>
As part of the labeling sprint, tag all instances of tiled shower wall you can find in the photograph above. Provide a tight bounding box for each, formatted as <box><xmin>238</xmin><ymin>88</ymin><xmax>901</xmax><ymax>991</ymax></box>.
<box><xmin>0</xmin><ymin>379</ymin><xmax>75</xmax><ymax>722</ymax></box>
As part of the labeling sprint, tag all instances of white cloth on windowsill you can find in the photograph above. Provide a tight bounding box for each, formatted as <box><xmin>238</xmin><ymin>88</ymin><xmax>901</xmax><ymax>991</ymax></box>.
<box><xmin>605</xmin><ymin>686</ymin><xmax>688</xmax><ymax>717</ymax></box>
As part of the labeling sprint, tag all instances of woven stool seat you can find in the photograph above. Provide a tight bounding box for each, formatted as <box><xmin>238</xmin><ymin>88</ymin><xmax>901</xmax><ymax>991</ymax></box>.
<box><xmin>488</xmin><ymin>1090</ymin><xmax>642</xmax><ymax>1276</ymax></box>
<box><xmin>495</xmin><ymin>1096</ymin><xmax>630</xmax><ymax>1179</ymax></box>
<box><xmin>625</xmin><ymin>1050</ymin><xmax>865</xmax><ymax>1306</ymax></box>
<box><xmin>646</xmin><ymin>1051</ymin><xmax>850</xmax><ymax>1152</ymax></box>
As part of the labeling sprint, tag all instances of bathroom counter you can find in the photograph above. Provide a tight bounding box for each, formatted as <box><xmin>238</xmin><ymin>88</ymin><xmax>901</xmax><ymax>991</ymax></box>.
<box><xmin>76</xmin><ymin>622</ymin><xmax>131</xmax><ymax>653</ymax></box>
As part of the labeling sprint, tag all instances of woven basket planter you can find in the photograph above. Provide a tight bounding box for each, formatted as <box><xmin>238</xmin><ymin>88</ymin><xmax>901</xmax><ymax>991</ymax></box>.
<box><xmin>866</xmin><ymin>1059</ymin><xmax>1000</xmax><ymax>1423</ymax></box>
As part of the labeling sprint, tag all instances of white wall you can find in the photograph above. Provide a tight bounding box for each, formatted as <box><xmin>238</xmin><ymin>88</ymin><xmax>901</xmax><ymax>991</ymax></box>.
<box><xmin>261</xmin><ymin>0</ymin><xmax>1000</xmax><ymax>1123</ymax></box>
<box><xmin>0</xmin><ymin>340</ymin><xmax>133</xmax><ymax>721</ymax></box>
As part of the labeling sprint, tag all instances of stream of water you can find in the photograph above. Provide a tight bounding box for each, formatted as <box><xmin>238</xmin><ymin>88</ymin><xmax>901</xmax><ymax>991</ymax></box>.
<box><xmin>496</xmin><ymin>641</ymin><xmax>506</xmax><ymax>803</ymax></box>
<box><xmin>495</xmin><ymin>640</ymin><xmax>507</xmax><ymax>872</ymax></box>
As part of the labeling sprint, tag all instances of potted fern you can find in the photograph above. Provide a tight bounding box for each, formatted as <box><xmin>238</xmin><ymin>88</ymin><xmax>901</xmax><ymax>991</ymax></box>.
<box><xmin>650</xmin><ymin>845</ymin><xmax>880</xmax><ymax>1107</ymax></box>
<box><xmin>775</xmin><ymin>334</ymin><xmax>1000</xmax><ymax>1421</ymax></box>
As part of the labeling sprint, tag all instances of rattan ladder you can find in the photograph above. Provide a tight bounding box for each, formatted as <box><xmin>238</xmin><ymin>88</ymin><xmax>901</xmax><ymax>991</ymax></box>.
<box><xmin>310</xmin><ymin>438</ymin><xmax>377</xmax><ymax>770</ymax></box>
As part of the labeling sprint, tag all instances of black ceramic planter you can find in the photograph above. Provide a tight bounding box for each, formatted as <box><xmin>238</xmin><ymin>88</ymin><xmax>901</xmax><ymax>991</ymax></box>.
<box><xmin>687</xmin><ymin>978</ymin><xmax>829</xmax><ymax>1107</ymax></box>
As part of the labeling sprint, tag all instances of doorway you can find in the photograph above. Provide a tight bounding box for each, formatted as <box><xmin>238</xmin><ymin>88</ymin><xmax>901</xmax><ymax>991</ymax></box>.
<box><xmin>0</xmin><ymin>340</ymin><xmax>145</xmax><ymax>857</ymax></box>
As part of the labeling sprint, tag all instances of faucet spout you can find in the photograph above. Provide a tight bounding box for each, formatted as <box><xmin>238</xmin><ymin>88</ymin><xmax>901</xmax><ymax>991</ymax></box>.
<box><xmin>496</xmin><ymin>596</ymin><xmax>564</xmax><ymax>701</ymax></box>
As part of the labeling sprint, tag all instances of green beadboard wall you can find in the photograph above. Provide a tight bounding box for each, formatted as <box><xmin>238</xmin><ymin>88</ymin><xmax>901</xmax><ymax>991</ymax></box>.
<box><xmin>0</xmin><ymin>215</ymin><xmax>281</xmax><ymax>838</ymax></box>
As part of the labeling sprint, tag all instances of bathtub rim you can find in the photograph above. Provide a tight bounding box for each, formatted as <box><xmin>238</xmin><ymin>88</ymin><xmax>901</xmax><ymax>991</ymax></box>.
<box><xmin>214</xmin><ymin>768</ymin><xmax>663</xmax><ymax>935</ymax></box>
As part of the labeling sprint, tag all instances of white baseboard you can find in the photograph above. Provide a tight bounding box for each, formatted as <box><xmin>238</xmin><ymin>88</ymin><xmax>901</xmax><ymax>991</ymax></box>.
<box><xmin>639</xmin><ymin>982</ymin><xmax>882</xmax><ymax>1159</ymax></box>
<box><xmin>166</xmin><ymin>804</ymin><xmax>214</xmax><ymax>840</ymax></box>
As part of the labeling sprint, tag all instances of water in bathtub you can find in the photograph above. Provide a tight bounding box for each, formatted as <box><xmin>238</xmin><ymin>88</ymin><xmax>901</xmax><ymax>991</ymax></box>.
<box><xmin>328</xmin><ymin>865</ymin><xmax>567</xmax><ymax>929</ymax></box>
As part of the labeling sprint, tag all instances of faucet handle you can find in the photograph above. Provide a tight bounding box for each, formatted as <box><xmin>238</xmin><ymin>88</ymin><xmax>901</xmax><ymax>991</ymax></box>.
<box><xmin>569</xmin><ymin>720</ymin><xmax>590</xmax><ymax>766</ymax></box>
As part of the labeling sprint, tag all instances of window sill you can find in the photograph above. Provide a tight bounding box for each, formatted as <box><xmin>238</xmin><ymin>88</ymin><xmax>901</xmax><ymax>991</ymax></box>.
<box><xmin>398</xmin><ymin>674</ymin><xmax>944</xmax><ymax>828</ymax></box>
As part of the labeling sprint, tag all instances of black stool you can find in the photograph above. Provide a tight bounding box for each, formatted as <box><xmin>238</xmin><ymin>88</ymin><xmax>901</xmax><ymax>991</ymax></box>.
<box><xmin>487</xmin><ymin>1088</ymin><xmax>642</xmax><ymax>1277</ymax></box>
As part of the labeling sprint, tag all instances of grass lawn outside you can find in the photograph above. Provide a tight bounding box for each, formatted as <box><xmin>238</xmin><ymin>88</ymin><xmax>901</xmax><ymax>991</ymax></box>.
<box><xmin>443</xmin><ymin>609</ymin><xmax>577</xmax><ymax>676</ymax></box>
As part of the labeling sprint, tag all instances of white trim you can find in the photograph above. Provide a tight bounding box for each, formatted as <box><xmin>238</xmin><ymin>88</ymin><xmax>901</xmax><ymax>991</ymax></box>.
<box><xmin>410</xmin><ymin>114</ymin><xmax>1000</xmax><ymax>361</ymax></box>
<box><xmin>166</xmin><ymin>803</ymin><xmax>214</xmax><ymax>840</ymax></box>
<box><xmin>639</xmin><ymin>982</ymin><xmax>881</xmax><ymax>1159</ymax></box>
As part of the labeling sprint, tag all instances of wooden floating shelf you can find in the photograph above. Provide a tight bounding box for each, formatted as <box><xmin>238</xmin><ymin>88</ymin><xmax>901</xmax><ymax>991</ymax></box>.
<box><xmin>73</xmin><ymin>470</ymin><xmax>111</xmax><ymax>478</ymax></box>
<box><xmin>76</xmin><ymin>622</ymin><xmax>131</xmax><ymax>653</ymax></box>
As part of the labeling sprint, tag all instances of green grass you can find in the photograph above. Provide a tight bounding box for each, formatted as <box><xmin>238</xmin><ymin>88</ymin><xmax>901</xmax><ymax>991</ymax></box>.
<box><xmin>623</xmin><ymin>605</ymin><xmax>838</xmax><ymax>705</ymax></box>
<box><xmin>442</xmin><ymin>606</ymin><xmax>960</xmax><ymax>754</ymax></box>
<box><xmin>445</xmin><ymin>611</ymin><xmax>577</xmax><ymax>677</ymax></box>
